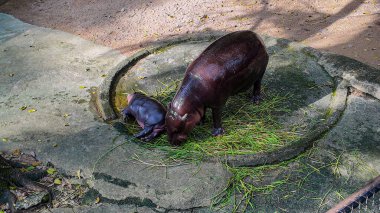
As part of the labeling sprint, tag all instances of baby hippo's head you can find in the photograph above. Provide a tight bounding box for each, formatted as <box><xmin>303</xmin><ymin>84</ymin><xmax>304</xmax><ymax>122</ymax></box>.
<box><xmin>121</xmin><ymin>108</ymin><xmax>129</xmax><ymax>122</ymax></box>
<box><xmin>165</xmin><ymin>104</ymin><xmax>201</xmax><ymax>146</ymax></box>
<box><xmin>120</xmin><ymin>93</ymin><xmax>136</xmax><ymax>122</ymax></box>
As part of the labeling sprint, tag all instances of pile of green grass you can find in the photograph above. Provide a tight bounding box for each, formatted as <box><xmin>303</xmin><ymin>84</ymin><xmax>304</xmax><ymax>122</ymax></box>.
<box><xmin>123</xmin><ymin>80</ymin><xmax>300</xmax><ymax>162</ymax></box>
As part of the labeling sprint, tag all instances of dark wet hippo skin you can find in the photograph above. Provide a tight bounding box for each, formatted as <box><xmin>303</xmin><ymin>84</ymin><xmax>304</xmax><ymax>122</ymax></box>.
<box><xmin>166</xmin><ymin>31</ymin><xmax>269</xmax><ymax>145</ymax></box>
<box><xmin>121</xmin><ymin>92</ymin><xmax>166</xmax><ymax>141</ymax></box>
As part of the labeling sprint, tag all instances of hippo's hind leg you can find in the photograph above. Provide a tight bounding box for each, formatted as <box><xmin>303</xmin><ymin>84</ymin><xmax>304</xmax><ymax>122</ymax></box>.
<box><xmin>251</xmin><ymin>79</ymin><xmax>262</xmax><ymax>104</ymax></box>
<box><xmin>251</xmin><ymin>71</ymin><xmax>265</xmax><ymax>104</ymax></box>
<box><xmin>142</xmin><ymin>124</ymin><xmax>165</xmax><ymax>142</ymax></box>
<box><xmin>252</xmin><ymin>56</ymin><xmax>269</xmax><ymax>104</ymax></box>
<box><xmin>211</xmin><ymin>107</ymin><xmax>225</xmax><ymax>136</ymax></box>
<box><xmin>134</xmin><ymin>125</ymin><xmax>154</xmax><ymax>139</ymax></box>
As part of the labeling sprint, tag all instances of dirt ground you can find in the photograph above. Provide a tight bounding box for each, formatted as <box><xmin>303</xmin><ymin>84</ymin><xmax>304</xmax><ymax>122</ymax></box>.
<box><xmin>0</xmin><ymin>0</ymin><xmax>379</xmax><ymax>68</ymax></box>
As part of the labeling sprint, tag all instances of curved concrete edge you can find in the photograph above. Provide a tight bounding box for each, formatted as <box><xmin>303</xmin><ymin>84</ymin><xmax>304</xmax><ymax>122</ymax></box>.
<box><xmin>212</xmin><ymin>79</ymin><xmax>349</xmax><ymax>167</ymax></box>
<box><xmin>96</xmin><ymin>31</ymin><xmax>380</xmax><ymax>167</ymax></box>
<box><xmin>317</xmin><ymin>52</ymin><xmax>380</xmax><ymax>100</ymax></box>
<box><xmin>96</xmin><ymin>33</ymin><xmax>226</xmax><ymax>121</ymax></box>
<box><xmin>273</xmin><ymin>41</ymin><xmax>380</xmax><ymax>101</ymax></box>
<box><xmin>96</xmin><ymin>52</ymin><xmax>145</xmax><ymax>121</ymax></box>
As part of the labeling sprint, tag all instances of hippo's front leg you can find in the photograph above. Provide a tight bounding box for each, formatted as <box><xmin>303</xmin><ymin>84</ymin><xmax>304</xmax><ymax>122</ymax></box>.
<box><xmin>197</xmin><ymin>107</ymin><xmax>207</xmax><ymax>126</ymax></box>
<box><xmin>142</xmin><ymin>125</ymin><xmax>165</xmax><ymax>141</ymax></box>
<box><xmin>134</xmin><ymin>125</ymin><xmax>154</xmax><ymax>139</ymax></box>
<box><xmin>142</xmin><ymin>132</ymin><xmax>158</xmax><ymax>142</ymax></box>
<box><xmin>211</xmin><ymin>107</ymin><xmax>225</xmax><ymax>136</ymax></box>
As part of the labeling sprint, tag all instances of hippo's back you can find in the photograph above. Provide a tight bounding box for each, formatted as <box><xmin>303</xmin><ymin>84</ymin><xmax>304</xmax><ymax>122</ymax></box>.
<box><xmin>183</xmin><ymin>31</ymin><xmax>267</xmax><ymax>99</ymax></box>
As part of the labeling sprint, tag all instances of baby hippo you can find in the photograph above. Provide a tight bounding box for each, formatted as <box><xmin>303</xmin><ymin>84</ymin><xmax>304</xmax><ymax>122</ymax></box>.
<box><xmin>121</xmin><ymin>92</ymin><xmax>166</xmax><ymax>141</ymax></box>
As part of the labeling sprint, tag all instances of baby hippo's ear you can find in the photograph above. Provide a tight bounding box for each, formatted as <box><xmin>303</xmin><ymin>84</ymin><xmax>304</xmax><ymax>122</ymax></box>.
<box><xmin>126</xmin><ymin>93</ymin><xmax>133</xmax><ymax>104</ymax></box>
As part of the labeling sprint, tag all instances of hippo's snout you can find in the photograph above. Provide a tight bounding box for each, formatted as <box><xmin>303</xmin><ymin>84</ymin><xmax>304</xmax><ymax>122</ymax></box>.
<box><xmin>169</xmin><ymin>134</ymin><xmax>188</xmax><ymax>146</ymax></box>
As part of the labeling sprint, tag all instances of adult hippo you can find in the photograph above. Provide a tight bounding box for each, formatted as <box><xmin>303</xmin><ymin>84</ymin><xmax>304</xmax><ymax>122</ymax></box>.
<box><xmin>166</xmin><ymin>31</ymin><xmax>269</xmax><ymax>145</ymax></box>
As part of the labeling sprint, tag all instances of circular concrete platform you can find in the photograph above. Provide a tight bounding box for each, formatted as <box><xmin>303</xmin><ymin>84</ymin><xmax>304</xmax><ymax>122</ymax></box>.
<box><xmin>97</xmin><ymin>34</ymin><xmax>348</xmax><ymax>167</ymax></box>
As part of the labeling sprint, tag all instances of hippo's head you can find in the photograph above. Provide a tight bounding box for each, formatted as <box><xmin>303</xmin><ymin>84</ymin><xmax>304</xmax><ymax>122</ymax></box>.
<box><xmin>165</xmin><ymin>103</ymin><xmax>201</xmax><ymax>146</ymax></box>
<box><xmin>120</xmin><ymin>93</ymin><xmax>136</xmax><ymax>122</ymax></box>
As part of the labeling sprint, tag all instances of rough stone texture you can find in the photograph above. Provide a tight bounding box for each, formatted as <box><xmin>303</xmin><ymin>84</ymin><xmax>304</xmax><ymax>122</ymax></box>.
<box><xmin>244</xmin><ymin>92</ymin><xmax>380</xmax><ymax>212</ymax></box>
<box><xmin>92</xmin><ymin>142</ymin><xmax>231</xmax><ymax>210</ymax></box>
<box><xmin>15</xmin><ymin>191</ymin><xmax>47</xmax><ymax>210</ymax></box>
<box><xmin>319</xmin><ymin>53</ymin><xmax>380</xmax><ymax>100</ymax></box>
<box><xmin>1</xmin><ymin>14</ymin><xmax>380</xmax><ymax>212</ymax></box>
<box><xmin>0</xmin><ymin>13</ymin><xmax>127</xmax><ymax>175</ymax></box>
<box><xmin>320</xmin><ymin>94</ymin><xmax>380</xmax><ymax>172</ymax></box>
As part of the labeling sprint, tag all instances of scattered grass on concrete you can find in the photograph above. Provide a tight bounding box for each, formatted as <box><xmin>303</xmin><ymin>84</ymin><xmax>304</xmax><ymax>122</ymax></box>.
<box><xmin>212</xmin><ymin>163</ymin><xmax>291</xmax><ymax>212</ymax></box>
<box><xmin>211</xmin><ymin>148</ymin><xmax>337</xmax><ymax>212</ymax></box>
